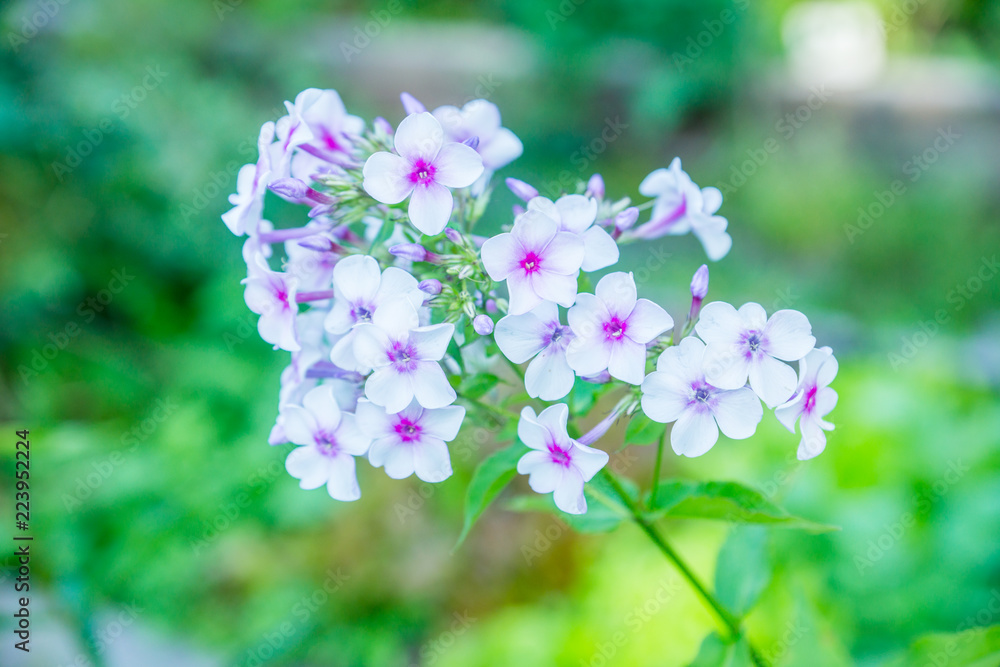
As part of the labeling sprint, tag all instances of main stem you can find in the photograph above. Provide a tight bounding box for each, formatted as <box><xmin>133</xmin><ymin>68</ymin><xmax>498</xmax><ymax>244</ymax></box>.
<box><xmin>649</xmin><ymin>429</ymin><xmax>667</xmax><ymax>507</ymax></box>
<box><xmin>600</xmin><ymin>470</ymin><xmax>769</xmax><ymax>667</ymax></box>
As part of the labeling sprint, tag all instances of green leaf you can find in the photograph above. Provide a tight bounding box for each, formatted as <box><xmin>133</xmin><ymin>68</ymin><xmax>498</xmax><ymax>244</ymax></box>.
<box><xmin>454</xmin><ymin>441</ymin><xmax>527</xmax><ymax>550</ymax></box>
<box><xmin>687</xmin><ymin>633</ymin><xmax>752</xmax><ymax>667</ymax></box>
<box><xmin>624</xmin><ymin>412</ymin><xmax>667</xmax><ymax>446</ymax></box>
<box><xmin>645</xmin><ymin>480</ymin><xmax>839</xmax><ymax>533</ymax></box>
<box><xmin>715</xmin><ymin>526</ymin><xmax>771</xmax><ymax>618</ymax></box>
<box><xmin>368</xmin><ymin>216</ymin><xmax>396</xmax><ymax>253</ymax></box>
<box><xmin>458</xmin><ymin>373</ymin><xmax>499</xmax><ymax>400</ymax></box>
<box><xmin>882</xmin><ymin>625</ymin><xmax>1000</xmax><ymax>667</ymax></box>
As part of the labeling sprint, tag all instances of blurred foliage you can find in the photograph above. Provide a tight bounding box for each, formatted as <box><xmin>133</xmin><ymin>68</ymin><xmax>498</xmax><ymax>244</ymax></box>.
<box><xmin>1</xmin><ymin>0</ymin><xmax>999</xmax><ymax>665</ymax></box>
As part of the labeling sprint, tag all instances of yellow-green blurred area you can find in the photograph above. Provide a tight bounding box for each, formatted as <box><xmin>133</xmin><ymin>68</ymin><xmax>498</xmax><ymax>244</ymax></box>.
<box><xmin>1</xmin><ymin>0</ymin><xmax>999</xmax><ymax>665</ymax></box>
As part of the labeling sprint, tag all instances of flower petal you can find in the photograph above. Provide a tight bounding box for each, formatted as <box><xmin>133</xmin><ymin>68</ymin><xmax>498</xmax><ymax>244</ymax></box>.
<box><xmin>479</xmin><ymin>128</ymin><xmax>523</xmax><ymax>170</ymax></box>
<box><xmin>362</xmin><ymin>152</ymin><xmax>412</xmax><ymax>204</ymax></box>
<box><xmin>283</xmin><ymin>406</ymin><xmax>318</xmax><ymax>446</ymax></box>
<box><xmin>553</xmin><ymin>467</ymin><xmax>587</xmax><ymax>514</ymax></box>
<box><xmin>505</xmin><ymin>272</ymin><xmax>544</xmax><ymax>316</ymax></box>
<box><xmin>419</xmin><ymin>405</ymin><xmax>466</xmax><ymax>441</ymax></box>
<box><xmin>410</xmin><ymin>323</ymin><xmax>455</xmax><ymax>361</ymax></box>
<box><xmin>394</xmin><ymin>112</ymin><xmax>443</xmax><ymax>163</ymax></box>
<box><xmin>524</xmin><ymin>346</ymin><xmax>576</xmax><ymax>401</ymax></box>
<box><xmin>626</xmin><ymin>298</ymin><xmax>673</xmax><ymax>344</ymax></box>
<box><xmin>670</xmin><ymin>409</ymin><xmax>719</xmax><ymax>457</ymax></box>
<box><xmin>712</xmin><ymin>387</ymin><xmax>762</xmax><ymax>440</ymax></box>
<box><xmin>302</xmin><ymin>385</ymin><xmax>343</xmax><ymax>434</ymax></box>
<box><xmin>607</xmin><ymin>339</ymin><xmax>647</xmax><ymax>385</ymax></box>
<box><xmin>748</xmin><ymin>355</ymin><xmax>798</xmax><ymax>408</ymax></box>
<box><xmin>408</xmin><ymin>182</ymin><xmax>454</xmax><ymax>235</ymax></box>
<box><xmin>325</xmin><ymin>454</ymin><xmax>361</xmax><ymax>501</ymax></box>
<box><xmin>433</xmin><ymin>142</ymin><xmax>484</xmax><ymax>188</ymax></box>
<box><xmin>571</xmin><ymin>443</ymin><xmax>609</xmax><ymax>481</ymax></box>
<box><xmin>480</xmin><ymin>232</ymin><xmax>519</xmax><ymax>281</ymax></box>
<box><xmin>413</xmin><ymin>437</ymin><xmax>453</xmax><ymax>483</ymax></box>
<box><xmin>764</xmin><ymin>310</ymin><xmax>816</xmax><ymax>361</ymax></box>
<box><xmin>365</xmin><ymin>366</ymin><xmax>415</xmax><ymax>414</ymax></box>
<box><xmin>554</xmin><ymin>195</ymin><xmax>598</xmax><ymax>234</ymax></box>
<box><xmin>541</xmin><ymin>231</ymin><xmax>586</xmax><ymax>275</ymax></box>
<box><xmin>640</xmin><ymin>371</ymin><xmax>690</xmax><ymax>423</ymax></box>
<box><xmin>694</xmin><ymin>301</ymin><xmax>743</xmax><ymax>346</ymax></box>
<box><xmin>595</xmin><ymin>272</ymin><xmax>637</xmax><ymax>318</ymax></box>
<box><xmin>580</xmin><ymin>226</ymin><xmax>620</xmax><ymax>272</ymax></box>
<box><xmin>702</xmin><ymin>343</ymin><xmax>751</xmax><ymax>390</ymax></box>
<box><xmin>411</xmin><ymin>361</ymin><xmax>457</xmax><ymax>409</ymax></box>
<box><xmin>495</xmin><ymin>311</ymin><xmax>548</xmax><ymax>363</ymax></box>
<box><xmin>285</xmin><ymin>445</ymin><xmax>329</xmax><ymax>489</ymax></box>
<box><xmin>517</xmin><ymin>406</ymin><xmax>548</xmax><ymax>450</ymax></box>
<box><xmin>533</xmin><ymin>271</ymin><xmax>580</xmax><ymax>309</ymax></box>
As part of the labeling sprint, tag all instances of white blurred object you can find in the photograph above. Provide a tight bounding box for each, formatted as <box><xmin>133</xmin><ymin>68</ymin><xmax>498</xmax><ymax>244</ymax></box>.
<box><xmin>782</xmin><ymin>1</ymin><xmax>887</xmax><ymax>92</ymax></box>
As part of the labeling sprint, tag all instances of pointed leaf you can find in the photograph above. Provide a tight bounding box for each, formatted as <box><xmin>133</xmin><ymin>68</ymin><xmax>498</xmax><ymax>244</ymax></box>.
<box><xmin>687</xmin><ymin>633</ymin><xmax>752</xmax><ymax>667</ymax></box>
<box><xmin>882</xmin><ymin>625</ymin><xmax>1000</xmax><ymax>667</ymax></box>
<box><xmin>454</xmin><ymin>441</ymin><xmax>527</xmax><ymax>549</ymax></box>
<box><xmin>646</xmin><ymin>480</ymin><xmax>839</xmax><ymax>533</ymax></box>
<box><xmin>715</xmin><ymin>526</ymin><xmax>771</xmax><ymax>618</ymax></box>
<box><xmin>624</xmin><ymin>412</ymin><xmax>667</xmax><ymax>446</ymax></box>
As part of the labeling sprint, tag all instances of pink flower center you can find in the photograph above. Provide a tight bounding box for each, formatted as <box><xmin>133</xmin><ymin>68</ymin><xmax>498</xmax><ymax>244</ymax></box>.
<box><xmin>321</xmin><ymin>129</ymin><xmax>343</xmax><ymax>153</ymax></box>
<box><xmin>387</xmin><ymin>340</ymin><xmax>418</xmax><ymax>373</ymax></box>
<box><xmin>520</xmin><ymin>250</ymin><xmax>542</xmax><ymax>274</ymax></box>
<box><xmin>394</xmin><ymin>417</ymin><xmax>423</xmax><ymax>443</ymax></box>
<box><xmin>408</xmin><ymin>158</ymin><xmax>437</xmax><ymax>186</ymax></box>
<box><xmin>741</xmin><ymin>330</ymin><xmax>766</xmax><ymax>358</ymax></box>
<box><xmin>803</xmin><ymin>385</ymin><xmax>817</xmax><ymax>413</ymax></box>
<box><xmin>603</xmin><ymin>316</ymin><xmax>628</xmax><ymax>341</ymax></box>
<box><xmin>548</xmin><ymin>442</ymin><xmax>572</xmax><ymax>468</ymax></box>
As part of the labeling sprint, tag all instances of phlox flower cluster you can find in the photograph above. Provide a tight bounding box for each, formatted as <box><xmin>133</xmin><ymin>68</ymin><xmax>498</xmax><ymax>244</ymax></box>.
<box><xmin>223</xmin><ymin>88</ymin><xmax>837</xmax><ymax>515</ymax></box>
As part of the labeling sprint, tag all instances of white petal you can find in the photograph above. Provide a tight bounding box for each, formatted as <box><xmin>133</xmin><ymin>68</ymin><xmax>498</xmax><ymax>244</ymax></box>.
<box><xmin>626</xmin><ymin>299</ymin><xmax>673</xmax><ymax>344</ymax></box>
<box><xmin>302</xmin><ymin>385</ymin><xmax>343</xmax><ymax>434</ymax></box>
<box><xmin>533</xmin><ymin>271</ymin><xmax>580</xmax><ymax>309</ymax></box>
<box><xmin>553</xmin><ymin>467</ymin><xmax>587</xmax><ymax>514</ymax></box>
<box><xmin>283</xmin><ymin>406</ymin><xmax>318</xmax><ymax>446</ymax></box>
<box><xmin>540</xmin><ymin>231</ymin><xmax>586</xmax><ymax>275</ymax></box>
<box><xmin>701</xmin><ymin>187</ymin><xmax>723</xmax><ymax>214</ymax></box>
<box><xmin>738</xmin><ymin>302</ymin><xmax>768</xmax><ymax>330</ymax></box>
<box><xmin>524</xmin><ymin>347</ymin><xmax>576</xmax><ymax>400</ymax></box>
<box><xmin>410</xmin><ymin>361</ymin><xmax>456</xmax><ymax>409</ymax></box>
<box><xmin>325</xmin><ymin>454</ymin><xmax>361</xmax><ymax>502</ymax></box>
<box><xmin>670</xmin><ymin>409</ymin><xmax>720</xmax><ymax>457</ymax></box>
<box><xmin>554</xmin><ymin>195</ymin><xmax>597</xmax><ymax>234</ymax></box>
<box><xmin>571</xmin><ymin>443</ymin><xmax>609</xmax><ymax>481</ymax></box>
<box><xmin>413</xmin><ymin>438</ymin><xmax>453</xmax><ymax>483</ymax></box>
<box><xmin>518</xmin><ymin>453</ymin><xmax>561</xmax><ymax>492</ymax></box>
<box><xmin>378</xmin><ymin>440</ymin><xmax>417</xmax><ymax>479</ymax></box>
<box><xmin>702</xmin><ymin>343</ymin><xmax>751</xmax><ymax>390</ymax></box>
<box><xmin>334</xmin><ymin>413</ymin><xmax>371</xmax><ymax>456</ymax></box>
<box><xmin>352</xmin><ymin>324</ymin><xmax>391</xmax><ymax>370</ymax></box>
<box><xmin>748</xmin><ymin>355</ymin><xmax>798</xmax><ymax>408</ymax></box>
<box><xmin>257</xmin><ymin>308</ymin><xmax>300</xmax><ymax>352</ymax></box>
<box><xmin>285</xmin><ymin>446</ymin><xmax>329</xmax><ymax>489</ymax></box>
<box><xmin>694</xmin><ymin>301</ymin><xmax>743</xmax><ymax>346</ymax></box>
<box><xmin>374</xmin><ymin>267</ymin><xmax>420</xmax><ymax>306</ymax></box>
<box><xmin>494</xmin><ymin>311</ymin><xmax>548</xmax><ymax>363</ymax></box>
<box><xmin>419</xmin><ymin>405</ymin><xmax>466</xmax><ymax>441</ymax></box>
<box><xmin>580</xmin><ymin>226</ymin><xmax>620</xmax><ymax>272</ymax></box>
<box><xmin>712</xmin><ymin>387</ymin><xmax>762</xmax><ymax>440</ymax></box>
<box><xmin>433</xmin><ymin>142</ymin><xmax>484</xmax><ymax>188</ymax></box>
<box><xmin>510</xmin><ymin>210</ymin><xmax>558</xmax><ymax>251</ymax></box>
<box><xmin>410</xmin><ymin>323</ymin><xmax>455</xmax><ymax>361</ymax></box>
<box><xmin>371</xmin><ymin>297</ymin><xmax>420</xmax><ymax>339</ymax></box>
<box><xmin>408</xmin><ymin>182</ymin><xmax>454</xmax><ymax>236</ymax></box>
<box><xmin>333</xmin><ymin>255</ymin><xmax>381</xmax><ymax>306</ymax></box>
<box><xmin>813</xmin><ymin>387</ymin><xmax>838</xmax><ymax>419</ymax></box>
<box><xmin>691</xmin><ymin>215</ymin><xmax>732</xmax><ymax>261</ymax></box>
<box><xmin>516</xmin><ymin>406</ymin><xmax>548</xmax><ymax>450</ymax></box>
<box><xmin>607</xmin><ymin>339</ymin><xmax>647</xmax><ymax>385</ymax></box>
<box><xmin>365</xmin><ymin>367</ymin><xmax>415</xmax><ymax>414</ymax></box>
<box><xmin>640</xmin><ymin>371</ymin><xmax>690</xmax><ymax>423</ymax></box>
<box><xmin>567</xmin><ymin>293</ymin><xmax>610</xmax><ymax>342</ymax></box>
<box><xmin>324</xmin><ymin>300</ymin><xmax>356</xmax><ymax>335</ymax></box>
<box><xmin>535</xmin><ymin>403</ymin><xmax>570</xmax><ymax>440</ymax></box>
<box><xmin>774</xmin><ymin>396</ymin><xmax>803</xmax><ymax>434</ymax></box>
<box><xmin>764</xmin><ymin>310</ymin><xmax>816</xmax><ymax>361</ymax></box>
<box><xmin>355</xmin><ymin>400</ymin><xmax>393</xmax><ymax>439</ymax></box>
<box><xmin>478</xmin><ymin>128</ymin><xmax>523</xmax><ymax>170</ymax></box>
<box><xmin>362</xmin><ymin>152</ymin><xmax>412</xmax><ymax>204</ymax></box>
<box><xmin>480</xmin><ymin>232</ymin><xmax>519</xmax><ymax>281</ymax></box>
<box><xmin>595</xmin><ymin>272</ymin><xmax>637</xmax><ymax>318</ymax></box>
<box><xmin>505</xmin><ymin>272</ymin><xmax>545</xmax><ymax>316</ymax></box>
<box><xmin>797</xmin><ymin>420</ymin><xmax>828</xmax><ymax>460</ymax></box>
<box><xmin>394</xmin><ymin>112</ymin><xmax>443</xmax><ymax>163</ymax></box>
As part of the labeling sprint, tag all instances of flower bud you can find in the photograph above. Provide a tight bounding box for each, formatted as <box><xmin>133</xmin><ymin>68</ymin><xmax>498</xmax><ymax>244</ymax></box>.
<box><xmin>418</xmin><ymin>279</ymin><xmax>442</xmax><ymax>296</ymax></box>
<box><xmin>512</xmin><ymin>204</ymin><xmax>526</xmax><ymax>217</ymax></box>
<box><xmin>389</xmin><ymin>243</ymin><xmax>428</xmax><ymax>262</ymax></box>
<box><xmin>445</xmin><ymin>228</ymin><xmax>463</xmax><ymax>245</ymax></box>
<box><xmin>269</xmin><ymin>178</ymin><xmax>309</xmax><ymax>201</ymax></box>
<box><xmin>462</xmin><ymin>136</ymin><xmax>480</xmax><ymax>150</ymax></box>
<box><xmin>373</xmin><ymin>116</ymin><xmax>393</xmax><ymax>136</ymax></box>
<box><xmin>400</xmin><ymin>92</ymin><xmax>426</xmax><ymax>115</ymax></box>
<box><xmin>614</xmin><ymin>207</ymin><xmax>639</xmax><ymax>233</ymax></box>
<box><xmin>586</xmin><ymin>173</ymin><xmax>605</xmax><ymax>200</ymax></box>
<box><xmin>581</xmin><ymin>370</ymin><xmax>612</xmax><ymax>384</ymax></box>
<box><xmin>473</xmin><ymin>314</ymin><xmax>494</xmax><ymax>336</ymax></box>
<box><xmin>485</xmin><ymin>298</ymin><xmax>498</xmax><ymax>314</ymax></box>
<box><xmin>506</xmin><ymin>177</ymin><xmax>538</xmax><ymax>202</ymax></box>
<box><xmin>690</xmin><ymin>264</ymin><xmax>709</xmax><ymax>301</ymax></box>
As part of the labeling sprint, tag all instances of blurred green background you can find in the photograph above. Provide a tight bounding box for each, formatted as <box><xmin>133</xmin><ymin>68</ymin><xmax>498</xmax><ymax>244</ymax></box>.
<box><xmin>1</xmin><ymin>0</ymin><xmax>999</xmax><ymax>665</ymax></box>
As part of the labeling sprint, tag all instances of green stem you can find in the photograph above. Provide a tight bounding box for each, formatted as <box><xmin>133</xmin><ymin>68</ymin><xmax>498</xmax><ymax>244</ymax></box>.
<box><xmin>649</xmin><ymin>428</ymin><xmax>667</xmax><ymax>508</ymax></box>
<box><xmin>600</xmin><ymin>470</ymin><xmax>769</xmax><ymax>667</ymax></box>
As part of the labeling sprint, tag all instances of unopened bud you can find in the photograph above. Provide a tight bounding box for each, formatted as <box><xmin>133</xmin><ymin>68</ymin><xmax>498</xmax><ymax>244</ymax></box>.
<box><xmin>586</xmin><ymin>173</ymin><xmax>605</xmax><ymax>200</ymax></box>
<box><xmin>269</xmin><ymin>178</ymin><xmax>309</xmax><ymax>201</ymax></box>
<box><xmin>400</xmin><ymin>92</ymin><xmax>426</xmax><ymax>115</ymax></box>
<box><xmin>462</xmin><ymin>136</ymin><xmax>480</xmax><ymax>150</ymax></box>
<box><xmin>485</xmin><ymin>298</ymin><xmax>498</xmax><ymax>314</ymax></box>
<box><xmin>418</xmin><ymin>279</ymin><xmax>442</xmax><ymax>296</ymax></box>
<box><xmin>473</xmin><ymin>314</ymin><xmax>494</xmax><ymax>336</ymax></box>
<box><xmin>512</xmin><ymin>204</ymin><xmax>526</xmax><ymax>217</ymax></box>
<box><xmin>614</xmin><ymin>207</ymin><xmax>639</xmax><ymax>233</ymax></box>
<box><xmin>690</xmin><ymin>264</ymin><xmax>709</xmax><ymax>301</ymax></box>
<box><xmin>506</xmin><ymin>177</ymin><xmax>538</xmax><ymax>202</ymax></box>
<box><xmin>374</xmin><ymin>116</ymin><xmax>393</xmax><ymax>136</ymax></box>
<box><xmin>389</xmin><ymin>243</ymin><xmax>428</xmax><ymax>262</ymax></box>
<box><xmin>445</xmin><ymin>228</ymin><xmax>463</xmax><ymax>245</ymax></box>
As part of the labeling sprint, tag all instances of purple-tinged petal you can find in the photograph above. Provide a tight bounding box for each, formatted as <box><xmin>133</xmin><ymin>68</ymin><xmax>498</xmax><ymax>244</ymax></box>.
<box><xmin>408</xmin><ymin>182</ymin><xmax>454</xmax><ymax>235</ymax></box>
